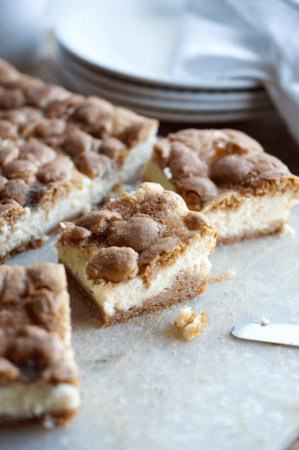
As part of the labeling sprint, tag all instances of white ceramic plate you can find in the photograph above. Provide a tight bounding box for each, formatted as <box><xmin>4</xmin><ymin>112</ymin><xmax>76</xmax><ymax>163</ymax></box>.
<box><xmin>58</xmin><ymin>62</ymin><xmax>274</xmax><ymax>122</ymax></box>
<box><xmin>54</xmin><ymin>0</ymin><xmax>260</xmax><ymax>90</ymax></box>
<box><xmin>58</xmin><ymin>61</ymin><xmax>272</xmax><ymax>113</ymax></box>
<box><xmin>57</xmin><ymin>45</ymin><xmax>269</xmax><ymax>104</ymax></box>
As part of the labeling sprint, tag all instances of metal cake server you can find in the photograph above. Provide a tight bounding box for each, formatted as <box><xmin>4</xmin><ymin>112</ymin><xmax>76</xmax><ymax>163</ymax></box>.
<box><xmin>231</xmin><ymin>322</ymin><xmax>299</xmax><ymax>346</ymax></box>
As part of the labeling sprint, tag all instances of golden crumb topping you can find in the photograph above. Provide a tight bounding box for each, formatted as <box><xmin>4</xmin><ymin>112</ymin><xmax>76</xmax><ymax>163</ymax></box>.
<box><xmin>86</xmin><ymin>247</ymin><xmax>138</xmax><ymax>283</ymax></box>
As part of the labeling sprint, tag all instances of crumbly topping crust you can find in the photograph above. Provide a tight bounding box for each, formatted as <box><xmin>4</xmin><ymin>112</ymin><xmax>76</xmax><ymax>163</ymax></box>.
<box><xmin>0</xmin><ymin>58</ymin><xmax>158</xmax><ymax>225</ymax></box>
<box><xmin>152</xmin><ymin>129</ymin><xmax>299</xmax><ymax>211</ymax></box>
<box><xmin>0</xmin><ymin>263</ymin><xmax>78</xmax><ymax>386</ymax></box>
<box><xmin>58</xmin><ymin>182</ymin><xmax>217</xmax><ymax>284</ymax></box>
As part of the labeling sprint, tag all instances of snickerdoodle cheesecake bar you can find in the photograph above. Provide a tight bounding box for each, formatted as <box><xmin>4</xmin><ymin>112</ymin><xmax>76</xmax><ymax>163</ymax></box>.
<box><xmin>56</xmin><ymin>183</ymin><xmax>217</xmax><ymax>327</ymax></box>
<box><xmin>143</xmin><ymin>129</ymin><xmax>299</xmax><ymax>244</ymax></box>
<box><xmin>0</xmin><ymin>59</ymin><xmax>158</xmax><ymax>261</ymax></box>
<box><xmin>0</xmin><ymin>263</ymin><xmax>80</xmax><ymax>427</ymax></box>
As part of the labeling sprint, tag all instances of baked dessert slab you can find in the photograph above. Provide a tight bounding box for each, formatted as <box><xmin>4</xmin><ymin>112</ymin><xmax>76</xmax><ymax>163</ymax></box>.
<box><xmin>56</xmin><ymin>182</ymin><xmax>217</xmax><ymax>327</ymax></box>
<box><xmin>143</xmin><ymin>129</ymin><xmax>299</xmax><ymax>244</ymax></box>
<box><xmin>0</xmin><ymin>263</ymin><xmax>80</xmax><ymax>427</ymax></box>
<box><xmin>0</xmin><ymin>59</ymin><xmax>158</xmax><ymax>261</ymax></box>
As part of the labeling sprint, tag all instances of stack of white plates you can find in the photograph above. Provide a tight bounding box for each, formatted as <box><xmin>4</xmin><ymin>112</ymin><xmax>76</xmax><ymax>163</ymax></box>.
<box><xmin>54</xmin><ymin>0</ymin><xmax>274</xmax><ymax>123</ymax></box>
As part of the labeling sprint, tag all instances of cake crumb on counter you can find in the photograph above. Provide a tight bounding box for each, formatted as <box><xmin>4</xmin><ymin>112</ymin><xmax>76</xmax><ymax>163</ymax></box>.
<box><xmin>209</xmin><ymin>270</ymin><xmax>236</xmax><ymax>283</ymax></box>
<box><xmin>280</xmin><ymin>224</ymin><xmax>295</xmax><ymax>237</ymax></box>
<box><xmin>261</xmin><ymin>317</ymin><xmax>270</xmax><ymax>325</ymax></box>
<box><xmin>175</xmin><ymin>307</ymin><xmax>210</xmax><ymax>341</ymax></box>
<box><xmin>174</xmin><ymin>306</ymin><xmax>196</xmax><ymax>329</ymax></box>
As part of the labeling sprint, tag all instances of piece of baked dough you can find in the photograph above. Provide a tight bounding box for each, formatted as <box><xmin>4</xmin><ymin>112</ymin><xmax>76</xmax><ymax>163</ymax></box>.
<box><xmin>143</xmin><ymin>129</ymin><xmax>299</xmax><ymax>244</ymax></box>
<box><xmin>0</xmin><ymin>263</ymin><xmax>79</xmax><ymax>428</ymax></box>
<box><xmin>0</xmin><ymin>59</ymin><xmax>158</xmax><ymax>261</ymax></box>
<box><xmin>56</xmin><ymin>182</ymin><xmax>217</xmax><ymax>327</ymax></box>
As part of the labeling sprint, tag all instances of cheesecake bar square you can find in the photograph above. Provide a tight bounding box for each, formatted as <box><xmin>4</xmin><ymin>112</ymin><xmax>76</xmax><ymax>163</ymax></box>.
<box><xmin>0</xmin><ymin>59</ymin><xmax>158</xmax><ymax>261</ymax></box>
<box><xmin>0</xmin><ymin>263</ymin><xmax>80</xmax><ymax>428</ymax></box>
<box><xmin>56</xmin><ymin>182</ymin><xmax>217</xmax><ymax>327</ymax></box>
<box><xmin>143</xmin><ymin>129</ymin><xmax>299</xmax><ymax>244</ymax></box>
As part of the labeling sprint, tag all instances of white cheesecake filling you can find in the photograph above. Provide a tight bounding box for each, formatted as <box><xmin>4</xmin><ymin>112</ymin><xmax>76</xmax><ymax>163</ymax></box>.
<box><xmin>0</xmin><ymin>133</ymin><xmax>156</xmax><ymax>258</ymax></box>
<box><xmin>0</xmin><ymin>181</ymin><xmax>91</xmax><ymax>258</ymax></box>
<box><xmin>57</xmin><ymin>236</ymin><xmax>214</xmax><ymax>317</ymax></box>
<box><xmin>143</xmin><ymin>157</ymin><xmax>297</xmax><ymax>241</ymax></box>
<box><xmin>0</xmin><ymin>381</ymin><xmax>80</xmax><ymax>416</ymax></box>
<box><xmin>203</xmin><ymin>193</ymin><xmax>297</xmax><ymax>240</ymax></box>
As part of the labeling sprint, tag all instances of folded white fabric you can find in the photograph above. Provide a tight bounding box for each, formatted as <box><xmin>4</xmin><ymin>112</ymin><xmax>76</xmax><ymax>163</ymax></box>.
<box><xmin>172</xmin><ymin>13</ymin><xmax>269</xmax><ymax>85</ymax></box>
<box><xmin>169</xmin><ymin>0</ymin><xmax>299</xmax><ymax>144</ymax></box>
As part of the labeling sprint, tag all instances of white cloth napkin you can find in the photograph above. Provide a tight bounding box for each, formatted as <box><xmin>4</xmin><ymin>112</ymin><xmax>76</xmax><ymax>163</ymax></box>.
<box><xmin>170</xmin><ymin>0</ymin><xmax>299</xmax><ymax>145</ymax></box>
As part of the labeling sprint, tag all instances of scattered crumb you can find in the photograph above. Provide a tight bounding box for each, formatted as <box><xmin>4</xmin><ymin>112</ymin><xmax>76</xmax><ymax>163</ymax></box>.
<box><xmin>174</xmin><ymin>306</ymin><xmax>196</xmax><ymax>329</ymax></box>
<box><xmin>261</xmin><ymin>317</ymin><xmax>270</xmax><ymax>325</ymax></box>
<box><xmin>183</xmin><ymin>312</ymin><xmax>210</xmax><ymax>340</ymax></box>
<box><xmin>209</xmin><ymin>271</ymin><xmax>236</xmax><ymax>283</ymax></box>
<box><xmin>230</xmin><ymin>312</ymin><xmax>234</xmax><ymax>317</ymax></box>
<box><xmin>60</xmin><ymin>222</ymin><xmax>66</xmax><ymax>229</ymax></box>
<box><xmin>163</xmin><ymin>167</ymin><xmax>172</xmax><ymax>180</ymax></box>
<box><xmin>172</xmin><ymin>350</ymin><xmax>177</xmax><ymax>355</ymax></box>
<box><xmin>41</xmin><ymin>235</ymin><xmax>49</xmax><ymax>244</ymax></box>
<box><xmin>280</xmin><ymin>223</ymin><xmax>295</xmax><ymax>237</ymax></box>
<box><xmin>43</xmin><ymin>415</ymin><xmax>54</xmax><ymax>429</ymax></box>
<box><xmin>174</xmin><ymin>307</ymin><xmax>210</xmax><ymax>340</ymax></box>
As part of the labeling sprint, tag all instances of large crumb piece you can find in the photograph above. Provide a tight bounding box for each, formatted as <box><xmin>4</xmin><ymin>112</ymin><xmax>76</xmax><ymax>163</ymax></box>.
<box><xmin>209</xmin><ymin>270</ymin><xmax>236</xmax><ymax>283</ymax></box>
<box><xmin>175</xmin><ymin>307</ymin><xmax>210</xmax><ymax>340</ymax></box>
<box><xmin>174</xmin><ymin>306</ymin><xmax>196</xmax><ymax>329</ymax></box>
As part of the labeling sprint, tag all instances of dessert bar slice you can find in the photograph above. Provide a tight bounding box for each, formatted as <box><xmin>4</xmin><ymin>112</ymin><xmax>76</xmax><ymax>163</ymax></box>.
<box><xmin>0</xmin><ymin>263</ymin><xmax>79</xmax><ymax>427</ymax></box>
<box><xmin>0</xmin><ymin>59</ymin><xmax>158</xmax><ymax>261</ymax></box>
<box><xmin>56</xmin><ymin>182</ymin><xmax>217</xmax><ymax>327</ymax></box>
<box><xmin>143</xmin><ymin>129</ymin><xmax>299</xmax><ymax>244</ymax></box>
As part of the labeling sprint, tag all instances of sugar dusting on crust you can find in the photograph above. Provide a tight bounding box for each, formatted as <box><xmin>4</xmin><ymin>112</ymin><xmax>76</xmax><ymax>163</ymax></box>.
<box><xmin>174</xmin><ymin>306</ymin><xmax>210</xmax><ymax>340</ymax></box>
<box><xmin>209</xmin><ymin>270</ymin><xmax>236</xmax><ymax>283</ymax></box>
